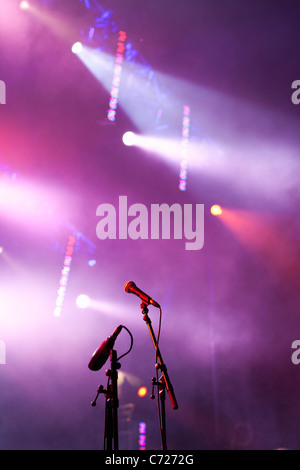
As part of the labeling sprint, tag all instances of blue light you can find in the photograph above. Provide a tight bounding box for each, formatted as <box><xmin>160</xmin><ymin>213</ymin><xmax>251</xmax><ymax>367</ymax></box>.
<box><xmin>138</xmin><ymin>422</ymin><xmax>146</xmax><ymax>450</ymax></box>
<box><xmin>88</xmin><ymin>259</ymin><xmax>96</xmax><ymax>267</ymax></box>
<box><xmin>88</xmin><ymin>27</ymin><xmax>95</xmax><ymax>40</ymax></box>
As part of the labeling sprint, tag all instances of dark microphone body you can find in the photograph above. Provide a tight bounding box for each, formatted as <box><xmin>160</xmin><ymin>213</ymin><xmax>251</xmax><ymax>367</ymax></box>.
<box><xmin>124</xmin><ymin>281</ymin><xmax>160</xmax><ymax>308</ymax></box>
<box><xmin>88</xmin><ymin>325</ymin><xmax>123</xmax><ymax>371</ymax></box>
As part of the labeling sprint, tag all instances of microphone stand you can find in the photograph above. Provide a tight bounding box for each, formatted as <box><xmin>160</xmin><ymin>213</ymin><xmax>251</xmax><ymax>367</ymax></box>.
<box><xmin>91</xmin><ymin>349</ymin><xmax>120</xmax><ymax>450</ymax></box>
<box><xmin>140</xmin><ymin>302</ymin><xmax>178</xmax><ymax>451</ymax></box>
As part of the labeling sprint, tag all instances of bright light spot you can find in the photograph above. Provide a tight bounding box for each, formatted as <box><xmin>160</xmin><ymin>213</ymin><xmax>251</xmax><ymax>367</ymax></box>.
<box><xmin>20</xmin><ymin>1</ymin><xmax>30</xmax><ymax>9</ymax></box>
<box><xmin>179</xmin><ymin>105</ymin><xmax>190</xmax><ymax>191</ymax></box>
<box><xmin>88</xmin><ymin>259</ymin><xmax>96</xmax><ymax>267</ymax></box>
<box><xmin>0</xmin><ymin>340</ymin><xmax>6</xmax><ymax>365</ymax></box>
<box><xmin>121</xmin><ymin>134</ymin><xmax>183</xmax><ymax>165</ymax></box>
<box><xmin>107</xmin><ymin>30</ymin><xmax>127</xmax><ymax>121</ymax></box>
<box><xmin>122</xmin><ymin>131</ymin><xmax>136</xmax><ymax>146</ymax></box>
<box><xmin>72</xmin><ymin>42</ymin><xmax>83</xmax><ymax>54</ymax></box>
<box><xmin>76</xmin><ymin>294</ymin><xmax>90</xmax><ymax>309</ymax></box>
<box><xmin>138</xmin><ymin>421</ymin><xmax>146</xmax><ymax>450</ymax></box>
<box><xmin>0</xmin><ymin>247</ymin><xmax>3</xmax><ymax>254</ymax></box>
<box><xmin>211</xmin><ymin>204</ymin><xmax>223</xmax><ymax>216</ymax></box>
<box><xmin>137</xmin><ymin>386</ymin><xmax>147</xmax><ymax>398</ymax></box>
<box><xmin>53</xmin><ymin>235</ymin><xmax>76</xmax><ymax>317</ymax></box>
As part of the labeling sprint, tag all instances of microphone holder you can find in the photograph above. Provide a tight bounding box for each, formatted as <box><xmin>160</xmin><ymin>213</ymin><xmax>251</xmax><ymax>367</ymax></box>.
<box><xmin>140</xmin><ymin>301</ymin><xmax>178</xmax><ymax>451</ymax></box>
<box><xmin>91</xmin><ymin>349</ymin><xmax>120</xmax><ymax>450</ymax></box>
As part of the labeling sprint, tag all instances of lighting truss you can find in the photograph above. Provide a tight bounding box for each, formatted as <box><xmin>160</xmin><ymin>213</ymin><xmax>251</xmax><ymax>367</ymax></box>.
<box><xmin>37</xmin><ymin>0</ymin><xmax>223</xmax><ymax>168</ymax></box>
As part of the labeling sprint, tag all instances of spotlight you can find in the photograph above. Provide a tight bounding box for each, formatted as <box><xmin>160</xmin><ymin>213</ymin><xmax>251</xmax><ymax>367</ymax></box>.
<box><xmin>20</xmin><ymin>1</ymin><xmax>30</xmax><ymax>9</ymax></box>
<box><xmin>76</xmin><ymin>294</ymin><xmax>90</xmax><ymax>309</ymax></box>
<box><xmin>72</xmin><ymin>42</ymin><xmax>83</xmax><ymax>54</ymax></box>
<box><xmin>122</xmin><ymin>131</ymin><xmax>136</xmax><ymax>146</ymax></box>
<box><xmin>137</xmin><ymin>386</ymin><xmax>147</xmax><ymax>398</ymax></box>
<box><xmin>0</xmin><ymin>247</ymin><xmax>3</xmax><ymax>254</ymax></box>
<box><xmin>88</xmin><ymin>259</ymin><xmax>96</xmax><ymax>267</ymax></box>
<box><xmin>210</xmin><ymin>205</ymin><xmax>223</xmax><ymax>216</ymax></box>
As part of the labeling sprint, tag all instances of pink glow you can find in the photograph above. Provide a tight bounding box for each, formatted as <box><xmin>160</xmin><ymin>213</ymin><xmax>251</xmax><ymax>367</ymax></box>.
<box><xmin>0</xmin><ymin>176</ymin><xmax>73</xmax><ymax>233</ymax></box>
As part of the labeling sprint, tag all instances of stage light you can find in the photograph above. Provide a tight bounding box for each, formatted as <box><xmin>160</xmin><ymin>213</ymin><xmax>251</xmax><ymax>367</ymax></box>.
<box><xmin>88</xmin><ymin>27</ymin><xmax>95</xmax><ymax>40</ymax></box>
<box><xmin>211</xmin><ymin>205</ymin><xmax>223</xmax><ymax>216</ymax></box>
<box><xmin>88</xmin><ymin>259</ymin><xmax>96</xmax><ymax>267</ymax></box>
<box><xmin>107</xmin><ymin>30</ymin><xmax>127</xmax><ymax>121</ymax></box>
<box><xmin>138</xmin><ymin>422</ymin><xmax>146</xmax><ymax>450</ymax></box>
<box><xmin>0</xmin><ymin>247</ymin><xmax>3</xmax><ymax>254</ymax></box>
<box><xmin>72</xmin><ymin>42</ymin><xmax>83</xmax><ymax>54</ymax></box>
<box><xmin>53</xmin><ymin>235</ymin><xmax>76</xmax><ymax>317</ymax></box>
<box><xmin>137</xmin><ymin>386</ymin><xmax>147</xmax><ymax>398</ymax></box>
<box><xmin>179</xmin><ymin>105</ymin><xmax>191</xmax><ymax>191</ymax></box>
<box><xmin>122</xmin><ymin>131</ymin><xmax>136</xmax><ymax>146</ymax></box>
<box><xmin>20</xmin><ymin>1</ymin><xmax>30</xmax><ymax>9</ymax></box>
<box><xmin>121</xmin><ymin>134</ymin><xmax>183</xmax><ymax>165</ymax></box>
<box><xmin>76</xmin><ymin>294</ymin><xmax>90</xmax><ymax>309</ymax></box>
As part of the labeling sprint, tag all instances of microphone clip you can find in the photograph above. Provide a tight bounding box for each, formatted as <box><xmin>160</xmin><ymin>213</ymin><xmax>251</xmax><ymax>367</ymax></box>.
<box><xmin>105</xmin><ymin>361</ymin><xmax>121</xmax><ymax>377</ymax></box>
<box><xmin>91</xmin><ymin>384</ymin><xmax>105</xmax><ymax>407</ymax></box>
<box><xmin>140</xmin><ymin>301</ymin><xmax>149</xmax><ymax>316</ymax></box>
<box><xmin>150</xmin><ymin>374</ymin><xmax>166</xmax><ymax>401</ymax></box>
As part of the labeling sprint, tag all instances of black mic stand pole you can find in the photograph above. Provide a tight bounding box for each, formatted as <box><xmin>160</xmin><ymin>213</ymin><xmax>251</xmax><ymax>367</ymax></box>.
<box><xmin>110</xmin><ymin>349</ymin><xmax>119</xmax><ymax>451</ymax></box>
<box><xmin>151</xmin><ymin>374</ymin><xmax>167</xmax><ymax>450</ymax></box>
<box><xmin>91</xmin><ymin>349</ymin><xmax>120</xmax><ymax>450</ymax></box>
<box><xmin>140</xmin><ymin>302</ymin><xmax>178</xmax><ymax>451</ymax></box>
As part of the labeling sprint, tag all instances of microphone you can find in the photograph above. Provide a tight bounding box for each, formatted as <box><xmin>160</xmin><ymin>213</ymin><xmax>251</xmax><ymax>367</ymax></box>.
<box><xmin>124</xmin><ymin>281</ymin><xmax>160</xmax><ymax>308</ymax></box>
<box><xmin>88</xmin><ymin>325</ymin><xmax>123</xmax><ymax>371</ymax></box>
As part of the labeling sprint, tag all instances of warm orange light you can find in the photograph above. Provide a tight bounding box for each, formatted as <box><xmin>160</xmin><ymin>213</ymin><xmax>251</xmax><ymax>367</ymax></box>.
<box><xmin>137</xmin><ymin>386</ymin><xmax>147</xmax><ymax>398</ymax></box>
<box><xmin>210</xmin><ymin>204</ymin><xmax>223</xmax><ymax>216</ymax></box>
